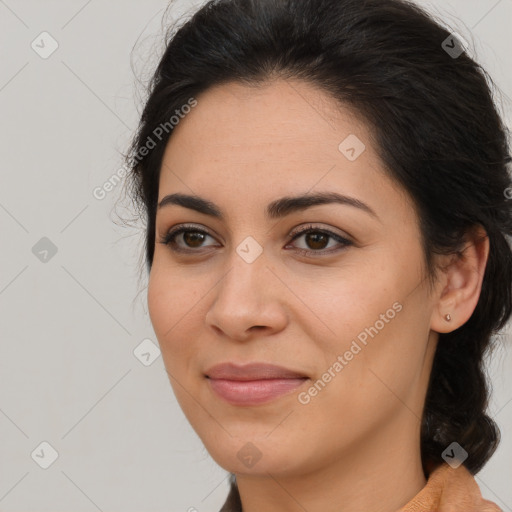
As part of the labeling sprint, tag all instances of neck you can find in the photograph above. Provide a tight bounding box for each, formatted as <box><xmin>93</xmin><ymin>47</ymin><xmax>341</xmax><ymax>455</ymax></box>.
<box><xmin>234</xmin><ymin>414</ymin><xmax>427</xmax><ymax>512</ymax></box>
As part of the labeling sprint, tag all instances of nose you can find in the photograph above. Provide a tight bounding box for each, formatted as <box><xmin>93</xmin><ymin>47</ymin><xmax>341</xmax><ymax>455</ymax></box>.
<box><xmin>205</xmin><ymin>251</ymin><xmax>288</xmax><ymax>342</ymax></box>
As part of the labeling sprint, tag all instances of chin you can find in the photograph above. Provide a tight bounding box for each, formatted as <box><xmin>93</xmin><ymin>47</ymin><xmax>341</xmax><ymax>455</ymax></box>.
<box><xmin>199</xmin><ymin>429</ymin><xmax>309</xmax><ymax>477</ymax></box>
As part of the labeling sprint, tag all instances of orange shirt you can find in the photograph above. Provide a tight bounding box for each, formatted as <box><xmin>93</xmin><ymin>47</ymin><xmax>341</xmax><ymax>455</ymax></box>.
<box><xmin>219</xmin><ymin>463</ymin><xmax>503</xmax><ymax>511</ymax></box>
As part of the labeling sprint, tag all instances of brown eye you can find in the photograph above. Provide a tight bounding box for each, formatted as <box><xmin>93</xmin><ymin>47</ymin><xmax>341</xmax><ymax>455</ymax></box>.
<box><xmin>182</xmin><ymin>231</ymin><xmax>208</xmax><ymax>248</ymax></box>
<box><xmin>303</xmin><ymin>232</ymin><xmax>330</xmax><ymax>250</ymax></box>
<box><xmin>161</xmin><ymin>225</ymin><xmax>218</xmax><ymax>252</ymax></box>
<box><xmin>159</xmin><ymin>223</ymin><xmax>353</xmax><ymax>258</ymax></box>
<box><xmin>287</xmin><ymin>225</ymin><xmax>353</xmax><ymax>256</ymax></box>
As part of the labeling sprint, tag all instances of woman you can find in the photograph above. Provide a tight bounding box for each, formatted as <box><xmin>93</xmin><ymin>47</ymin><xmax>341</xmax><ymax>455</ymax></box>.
<box><xmin>123</xmin><ymin>0</ymin><xmax>511</xmax><ymax>510</ymax></box>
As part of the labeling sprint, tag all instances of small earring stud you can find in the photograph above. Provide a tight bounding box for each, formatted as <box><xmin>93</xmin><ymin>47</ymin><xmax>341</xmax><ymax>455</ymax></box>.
<box><xmin>445</xmin><ymin>314</ymin><xmax>451</xmax><ymax>321</ymax></box>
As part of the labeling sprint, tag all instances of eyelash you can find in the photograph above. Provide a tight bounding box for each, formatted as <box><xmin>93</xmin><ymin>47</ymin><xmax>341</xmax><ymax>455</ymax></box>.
<box><xmin>159</xmin><ymin>223</ymin><xmax>353</xmax><ymax>257</ymax></box>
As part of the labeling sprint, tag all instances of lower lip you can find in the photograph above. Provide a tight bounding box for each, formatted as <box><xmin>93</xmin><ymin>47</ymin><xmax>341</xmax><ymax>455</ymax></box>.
<box><xmin>207</xmin><ymin>377</ymin><xmax>308</xmax><ymax>405</ymax></box>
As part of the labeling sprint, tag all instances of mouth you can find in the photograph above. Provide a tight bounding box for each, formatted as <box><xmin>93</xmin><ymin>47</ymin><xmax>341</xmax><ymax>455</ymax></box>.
<box><xmin>204</xmin><ymin>362</ymin><xmax>309</xmax><ymax>406</ymax></box>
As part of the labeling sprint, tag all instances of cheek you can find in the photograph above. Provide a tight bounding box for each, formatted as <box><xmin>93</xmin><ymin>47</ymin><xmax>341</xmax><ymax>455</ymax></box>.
<box><xmin>147</xmin><ymin>264</ymin><xmax>207</xmax><ymax>410</ymax></box>
<box><xmin>293</xmin><ymin>252</ymin><xmax>427</xmax><ymax>390</ymax></box>
<box><xmin>287</xmin><ymin>261</ymin><xmax>399</xmax><ymax>356</ymax></box>
<box><xmin>147</xmin><ymin>263</ymin><xmax>204</xmax><ymax>352</ymax></box>
<box><xmin>310</xmin><ymin>289</ymin><xmax>430</xmax><ymax>425</ymax></box>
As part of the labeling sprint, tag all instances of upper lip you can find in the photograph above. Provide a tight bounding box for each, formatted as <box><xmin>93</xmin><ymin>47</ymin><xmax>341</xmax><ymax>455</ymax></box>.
<box><xmin>205</xmin><ymin>362</ymin><xmax>308</xmax><ymax>381</ymax></box>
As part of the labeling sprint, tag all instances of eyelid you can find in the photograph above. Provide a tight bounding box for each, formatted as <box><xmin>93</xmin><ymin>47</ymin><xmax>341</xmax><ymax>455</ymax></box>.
<box><xmin>284</xmin><ymin>223</ymin><xmax>354</xmax><ymax>256</ymax></box>
<box><xmin>160</xmin><ymin>222</ymin><xmax>354</xmax><ymax>256</ymax></box>
<box><xmin>161</xmin><ymin>222</ymin><xmax>351</xmax><ymax>241</ymax></box>
<box><xmin>288</xmin><ymin>223</ymin><xmax>353</xmax><ymax>241</ymax></box>
<box><xmin>162</xmin><ymin>223</ymin><xmax>219</xmax><ymax>246</ymax></box>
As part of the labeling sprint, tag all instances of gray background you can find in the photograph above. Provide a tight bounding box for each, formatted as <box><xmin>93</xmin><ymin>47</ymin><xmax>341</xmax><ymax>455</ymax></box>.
<box><xmin>0</xmin><ymin>0</ymin><xmax>511</xmax><ymax>511</ymax></box>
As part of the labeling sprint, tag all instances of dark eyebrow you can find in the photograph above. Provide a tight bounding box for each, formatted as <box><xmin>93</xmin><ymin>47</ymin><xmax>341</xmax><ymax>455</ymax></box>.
<box><xmin>157</xmin><ymin>191</ymin><xmax>378</xmax><ymax>220</ymax></box>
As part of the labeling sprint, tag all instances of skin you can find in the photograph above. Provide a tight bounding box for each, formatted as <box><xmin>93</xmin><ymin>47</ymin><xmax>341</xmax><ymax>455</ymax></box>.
<box><xmin>147</xmin><ymin>78</ymin><xmax>489</xmax><ymax>512</ymax></box>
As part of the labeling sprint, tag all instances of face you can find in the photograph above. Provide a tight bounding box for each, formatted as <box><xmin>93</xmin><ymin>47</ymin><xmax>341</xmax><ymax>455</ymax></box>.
<box><xmin>148</xmin><ymin>79</ymin><xmax>440</xmax><ymax>478</ymax></box>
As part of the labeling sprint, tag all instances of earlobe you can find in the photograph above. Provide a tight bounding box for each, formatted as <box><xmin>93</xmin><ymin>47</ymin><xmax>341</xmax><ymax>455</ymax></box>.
<box><xmin>430</xmin><ymin>226</ymin><xmax>489</xmax><ymax>334</ymax></box>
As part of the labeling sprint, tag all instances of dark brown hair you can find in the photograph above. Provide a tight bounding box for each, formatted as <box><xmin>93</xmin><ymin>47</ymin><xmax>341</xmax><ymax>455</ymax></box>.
<box><xmin>123</xmin><ymin>0</ymin><xmax>512</xmax><ymax>474</ymax></box>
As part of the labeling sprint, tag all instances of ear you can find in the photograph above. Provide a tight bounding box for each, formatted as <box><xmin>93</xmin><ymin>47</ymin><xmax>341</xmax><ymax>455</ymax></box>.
<box><xmin>430</xmin><ymin>225</ymin><xmax>489</xmax><ymax>333</ymax></box>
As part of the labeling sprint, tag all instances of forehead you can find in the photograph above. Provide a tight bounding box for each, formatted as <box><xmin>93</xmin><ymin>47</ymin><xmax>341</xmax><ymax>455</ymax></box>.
<box><xmin>157</xmin><ymin>79</ymin><xmax>411</xmax><ymax>223</ymax></box>
<box><xmin>167</xmin><ymin>79</ymin><xmax>367</xmax><ymax>158</ymax></box>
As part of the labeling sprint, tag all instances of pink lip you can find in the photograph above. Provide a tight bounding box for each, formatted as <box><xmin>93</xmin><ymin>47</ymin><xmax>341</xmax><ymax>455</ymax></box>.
<box><xmin>205</xmin><ymin>362</ymin><xmax>309</xmax><ymax>406</ymax></box>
